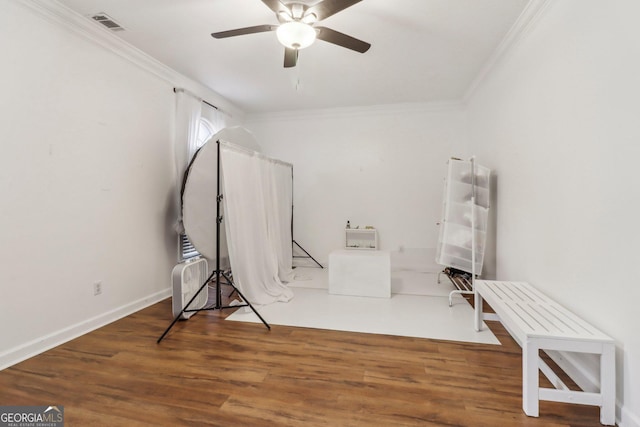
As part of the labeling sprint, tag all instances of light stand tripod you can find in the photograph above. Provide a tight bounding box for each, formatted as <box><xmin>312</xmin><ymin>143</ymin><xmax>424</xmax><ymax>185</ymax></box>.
<box><xmin>158</xmin><ymin>140</ymin><xmax>270</xmax><ymax>344</ymax></box>
<box><xmin>290</xmin><ymin>166</ymin><xmax>323</xmax><ymax>269</ymax></box>
<box><xmin>292</xmin><ymin>240</ymin><xmax>323</xmax><ymax>268</ymax></box>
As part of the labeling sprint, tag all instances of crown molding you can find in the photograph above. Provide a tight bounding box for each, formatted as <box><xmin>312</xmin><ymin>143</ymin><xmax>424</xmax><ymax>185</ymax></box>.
<box><xmin>463</xmin><ymin>0</ymin><xmax>554</xmax><ymax>104</ymax></box>
<box><xmin>246</xmin><ymin>1</ymin><xmax>553</xmax><ymax>124</ymax></box>
<box><xmin>245</xmin><ymin>100</ymin><xmax>466</xmax><ymax>124</ymax></box>
<box><xmin>16</xmin><ymin>0</ymin><xmax>244</xmax><ymax>119</ymax></box>
<box><xmin>15</xmin><ymin>0</ymin><xmax>551</xmax><ymax>122</ymax></box>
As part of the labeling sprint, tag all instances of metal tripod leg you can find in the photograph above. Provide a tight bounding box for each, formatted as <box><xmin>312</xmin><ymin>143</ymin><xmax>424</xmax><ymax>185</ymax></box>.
<box><xmin>157</xmin><ymin>270</ymin><xmax>216</xmax><ymax>343</ymax></box>
<box><xmin>293</xmin><ymin>240</ymin><xmax>323</xmax><ymax>268</ymax></box>
<box><xmin>219</xmin><ymin>271</ymin><xmax>270</xmax><ymax>330</ymax></box>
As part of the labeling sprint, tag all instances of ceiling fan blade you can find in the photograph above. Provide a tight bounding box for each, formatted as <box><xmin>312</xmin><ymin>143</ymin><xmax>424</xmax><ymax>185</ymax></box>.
<box><xmin>261</xmin><ymin>0</ymin><xmax>288</xmax><ymax>14</ymax></box>
<box><xmin>315</xmin><ymin>27</ymin><xmax>371</xmax><ymax>53</ymax></box>
<box><xmin>211</xmin><ymin>25</ymin><xmax>276</xmax><ymax>39</ymax></box>
<box><xmin>307</xmin><ymin>0</ymin><xmax>363</xmax><ymax>21</ymax></box>
<box><xmin>284</xmin><ymin>48</ymin><xmax>298</xmax><ymax>68</ymax></box>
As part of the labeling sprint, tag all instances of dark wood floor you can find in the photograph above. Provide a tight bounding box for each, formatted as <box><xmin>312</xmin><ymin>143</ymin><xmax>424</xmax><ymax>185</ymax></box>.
<box><xmin>0</xmin><ymin>291</ymin><xmax>607</xmax><ymax>426</ymax></box>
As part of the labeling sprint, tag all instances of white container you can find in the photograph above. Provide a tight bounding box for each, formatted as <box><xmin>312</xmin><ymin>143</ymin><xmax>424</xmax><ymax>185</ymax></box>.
<box><xmin>345</xmin><ymin>228</ymin><xmax>378</xmax><ymax>250</ymax></box>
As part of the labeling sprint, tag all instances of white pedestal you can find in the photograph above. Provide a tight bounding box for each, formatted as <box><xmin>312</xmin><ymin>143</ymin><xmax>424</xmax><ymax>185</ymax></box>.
<box><xmin>329</xmin><ymin>249</ymin><xmax>391</xmax><ymax>298</ymax></box>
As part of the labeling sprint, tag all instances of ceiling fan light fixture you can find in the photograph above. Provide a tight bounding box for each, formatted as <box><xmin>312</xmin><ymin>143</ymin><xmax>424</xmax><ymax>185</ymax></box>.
<box><xmin>276</xmin><ymin>21</ymin><xmax>316</xmax><ymax>50</ymax></box>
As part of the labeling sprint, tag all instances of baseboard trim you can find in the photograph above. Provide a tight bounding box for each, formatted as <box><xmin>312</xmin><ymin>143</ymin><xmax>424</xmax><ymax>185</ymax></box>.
<box><xmin>0</xmin><ymin>288</ymin><xmax>171</xmax><ymax>371</ymax></box>
<box><xmin>547</xmin><ymin>350</ymin><xmax>640</xmax><ymax>427</ymax></box>
<box><xmin>621</xmin><ymin>406</ymin><xmax>640</xmax><ymax>427</ymax></box>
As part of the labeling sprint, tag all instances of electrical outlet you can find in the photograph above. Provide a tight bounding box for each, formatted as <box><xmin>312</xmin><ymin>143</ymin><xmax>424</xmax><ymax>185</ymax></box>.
<box><xmin>93</xmin><ymin>281</ymin><xmax>102</xmax><ymax>296</ymax></box>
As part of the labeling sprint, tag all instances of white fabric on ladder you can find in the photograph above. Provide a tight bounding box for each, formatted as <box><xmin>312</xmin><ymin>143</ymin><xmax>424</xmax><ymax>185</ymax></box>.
<box><xmin>220</xmin><ymin>142</ymin><xmax>294</xmax><ymax>306</ymax></box>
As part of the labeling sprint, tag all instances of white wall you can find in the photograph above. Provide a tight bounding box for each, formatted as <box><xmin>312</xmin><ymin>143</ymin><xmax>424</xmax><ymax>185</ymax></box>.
<box><xmin>245</xmin><ymin>104</ymin><xmax>470</xmax><ymax>264</ymax></box>
<box><xmin>0</xmin><ymin>1</ymin><xmax>237</xmax><ymax>368</ymax></box>
<box><xmin>466</xmin><ymin>1</ymin><xmax>640</xmax><ymax>425</ymax></box>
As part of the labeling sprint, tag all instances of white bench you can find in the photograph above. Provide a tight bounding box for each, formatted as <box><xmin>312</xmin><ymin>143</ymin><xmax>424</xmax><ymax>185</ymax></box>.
<box><xmin>474</xmin><ymin>280</ymin><xmax>615</xmax><ymax>426</ymax></box>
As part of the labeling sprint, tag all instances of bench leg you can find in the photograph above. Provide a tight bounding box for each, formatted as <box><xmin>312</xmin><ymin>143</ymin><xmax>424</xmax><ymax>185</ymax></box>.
<box><xmin>600</xmin><ymin>344</ymin><xmax>616</xmax><ymax>425</ymax></box>
<box><xmin>523</xmin><ymin>340</ymin><xmax>539</xmax><ymax>417</ymax></box>
<box><xmin>474</xmin><ymin>291</ymin><xmax>483</xmax><ymax>332</ymax></box>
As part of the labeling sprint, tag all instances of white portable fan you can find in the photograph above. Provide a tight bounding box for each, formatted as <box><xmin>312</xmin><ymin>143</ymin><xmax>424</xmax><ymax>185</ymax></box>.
<box><xmin>171</xmin><ymin>258</ymin><xmax>209</xmax><ymax>319</ymax></box>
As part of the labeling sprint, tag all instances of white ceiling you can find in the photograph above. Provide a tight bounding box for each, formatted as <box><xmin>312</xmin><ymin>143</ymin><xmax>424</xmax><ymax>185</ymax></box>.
<box><xmin>56</xmin><ymin>0</ymin><xmax>530</xmax><ymax>114</ymax></box>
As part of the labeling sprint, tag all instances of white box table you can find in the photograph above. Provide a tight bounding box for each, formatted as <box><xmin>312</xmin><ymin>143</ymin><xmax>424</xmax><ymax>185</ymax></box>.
<box><xmin>329</xmin><ymin>249</ymin><xmax>390</xmax><ymax>298</ymax></box>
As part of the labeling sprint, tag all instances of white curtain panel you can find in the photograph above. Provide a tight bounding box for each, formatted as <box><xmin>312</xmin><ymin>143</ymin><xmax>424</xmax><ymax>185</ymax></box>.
<box><xmin>220</xmin><ymin>142</ymin><xmax>293</xmax><ymax>306</ymax></box>
<box><xmin>173</xmin><ymin>88</ymin><xmax>202</xmax><ymax>233</ymax></box>
<box><xmin>209</xmin><ymin>107</ymin><xmax>227</xmax><ymax>135</ymax></box>
<box><xmin>262</xmin><ymin>159</ymin><xmax>296</xmax><ymax>282</ymax></box>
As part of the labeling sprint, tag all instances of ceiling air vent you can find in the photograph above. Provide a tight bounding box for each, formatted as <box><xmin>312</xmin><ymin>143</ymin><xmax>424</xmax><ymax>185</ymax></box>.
<box><xmin>90</xmin><ymin>13</ymin><xmax>125</xmax><ymax>31</ymax></box>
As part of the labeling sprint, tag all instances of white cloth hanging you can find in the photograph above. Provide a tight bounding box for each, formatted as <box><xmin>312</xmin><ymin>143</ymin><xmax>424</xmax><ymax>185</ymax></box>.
<box><xmin>262</xmin><ymin>159</ymin><xmax>296</xmax><ymax>282</ymax></box>
<box><xmin>220</xmin><ymin>142</ymin><xmax>294</xmax><ymax>306</ymax></box>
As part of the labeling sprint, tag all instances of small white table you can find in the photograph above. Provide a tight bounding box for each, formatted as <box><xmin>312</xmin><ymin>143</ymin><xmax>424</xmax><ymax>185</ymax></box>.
<box><xmin>328</xmin><ymin>249</ymin><xmax>390</xmax><ymax>298</ymax></box>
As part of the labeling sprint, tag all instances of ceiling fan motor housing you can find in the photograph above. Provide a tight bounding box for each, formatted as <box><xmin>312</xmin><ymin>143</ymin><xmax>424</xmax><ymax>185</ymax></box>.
<box><xmin>277</xmin><ymin>2</ymin><xmax>317</xmax><ymax>24</ymax></box>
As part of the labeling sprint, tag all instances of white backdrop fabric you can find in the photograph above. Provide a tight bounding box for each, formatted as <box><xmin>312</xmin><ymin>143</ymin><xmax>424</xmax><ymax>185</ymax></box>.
<box><xmin>262</xmin><ymin>159</ymin><xmax>296</xmax><ymax>283</ymax></box>
<box><xmin>220</xmin><ymin>142</ymin><xmax>294</xmax><ymax>306</ymax></box>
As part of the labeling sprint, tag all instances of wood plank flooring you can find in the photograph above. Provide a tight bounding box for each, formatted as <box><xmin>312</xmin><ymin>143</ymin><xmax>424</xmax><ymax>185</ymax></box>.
<box><xmin>0</xmin><ymin>293</ymin><xmax>608</xmax><ymax>426</ymax></box>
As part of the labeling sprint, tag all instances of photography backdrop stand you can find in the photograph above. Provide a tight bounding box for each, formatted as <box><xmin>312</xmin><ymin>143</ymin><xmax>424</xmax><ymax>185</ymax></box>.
<box><xmin>292</xmin><ymin>240</ymin><xmax>323</xmax><ymax>268</ymax></box>
<box><xmin>290</xmin><ymin>166</ymin><xmax>323</xmax><ymax>269</ymax></box>
<box><xmin>158</xmin><ymin>140</ymin><xmax>270</xmax><ymax>344</ymax></box>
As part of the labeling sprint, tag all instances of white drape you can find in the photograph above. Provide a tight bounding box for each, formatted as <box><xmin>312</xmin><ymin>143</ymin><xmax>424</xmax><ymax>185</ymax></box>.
<box><xmin>208</xmin><ymin>107</ymin><xmax>226</xmax><ymax>135</ymax></box>
<box><xmin>174</xmin><ymin>89</ymin><xmax>202</xmax><ymax>233</ymax></box>
<box><xmin>262</xmin><ymin>160</ymin><xmax>296</xmax><ymax>282</ymax></box>
<box><xmin>220</xmin><ymin>142</ymin><xmax>294</xmax><ymax>306</ymax></box>
<box><xmin>200</xmin><ymin>102</ymin><xmax>228</xmax><ymax>145</ymax></box>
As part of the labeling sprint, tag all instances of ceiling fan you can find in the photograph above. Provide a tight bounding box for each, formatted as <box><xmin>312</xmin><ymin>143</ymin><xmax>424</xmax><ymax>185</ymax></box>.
<box><xmin>211</xmin><ymin>0</ymin><xmax>371</xmax><ymax>68</ymax></box>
